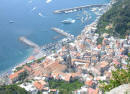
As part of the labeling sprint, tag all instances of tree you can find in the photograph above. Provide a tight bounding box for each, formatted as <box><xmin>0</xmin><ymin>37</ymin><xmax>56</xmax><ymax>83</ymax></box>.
<box><xmin>97</xmin><ymin>37</ymin><xmax>103</xmax><ymax>45</ymax></box>
<box><xmin>48</xmin><ymin>79</ymin><xmax>84</xmax><ymax>94</ymax></box>
<box><xmin>0</xmin><ymin>84</ymin><xmax>29</xmax><ymax>94</ymax></box>
<box><xmin>19</xmin><ymin>71</ymin><xmax>28</xmax><ymax>81</ymax></box>
<box><xmin>99</xmin><ymin>62</ymin><xmax>130</xmax><ymax>92</ymax></box>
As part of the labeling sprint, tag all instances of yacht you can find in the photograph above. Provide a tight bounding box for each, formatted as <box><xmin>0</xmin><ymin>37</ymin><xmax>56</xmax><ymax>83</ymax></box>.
<box><xmin>61</xmin><ymin>18</ymin><xmax>76</xmax><ymax>24</ymax></box>
<box><xmin>9</xmin><ymin>20</ymin><xmax>15</xmax><ymax>23</ymax></box>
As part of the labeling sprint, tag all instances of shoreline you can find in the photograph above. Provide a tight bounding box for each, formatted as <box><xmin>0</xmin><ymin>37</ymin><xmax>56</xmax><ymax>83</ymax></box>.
<box><xmin>0</xmin><ymin>48</ymin><xmax>33</xmax><ymax>77</ymax></box>
<box><xmin>0</xmin><ymin>19</ymin><xmax>98</xmax><ymax>78</ymax></box>
<box><xmin>0</xmin><ymin>1</ymin><xmax>112</xmax><ymax>78</ymax></box>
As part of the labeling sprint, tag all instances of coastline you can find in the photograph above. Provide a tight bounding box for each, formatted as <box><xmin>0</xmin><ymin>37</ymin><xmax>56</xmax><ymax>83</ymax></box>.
<box><xmin>0</xmin><ymin>48</ymin><xmax>33</xmax><ymax>77</ymax></box>
<box><xmin>0</xmin><ymin>1</ymin><xmax>112</xmax><ymax>78</ymax></box>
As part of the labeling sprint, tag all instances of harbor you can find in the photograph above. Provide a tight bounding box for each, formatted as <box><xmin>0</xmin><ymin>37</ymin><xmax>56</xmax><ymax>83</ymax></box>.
<box><xmin>1</xmin><ymin>0</ymin><xmax>130</xmax><ymax>93</ymax></box>
<box><xmin>54</xmin><ymin>4</ymin><xmax>107</xmax><ymax>13</ymax></box>
<box><xmin>0</xmin><ymin>0</ymin><xmax>111</xmax><ymax>77</ymax></box>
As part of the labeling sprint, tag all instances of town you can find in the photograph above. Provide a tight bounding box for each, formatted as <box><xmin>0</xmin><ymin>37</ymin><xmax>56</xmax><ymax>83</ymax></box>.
<box><xmin>0</xmin><ymin>0</ymin><xmax>130</xmax><ymax>93</ymax></box>
<box><xmin>0</xmin><ymin>19</ymin><xmax>129</xmax><ymax>94</ymax></box>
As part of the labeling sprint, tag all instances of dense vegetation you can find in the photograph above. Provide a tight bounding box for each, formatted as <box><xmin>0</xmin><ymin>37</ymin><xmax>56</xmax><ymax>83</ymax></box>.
<box><xmin>99</xmin><ymin>60</ymin><xmax>130</xmax><ymax>92</ymax></box>
<box><xmin>0</xmin><ymin>85</ymin><xmax>29</xmax><ymax>94</ymax></box>
<box><xmin>48</xmin><ymin>79</ymin><xmax>84</xmax><ymax>94</ymax></box>
<box><xmin>97</xmin><ymin>37</ymin><xmax>104</xmax><ymax>45</ymax></box>
<box><xmin>34</xmin><ymin>56</ymin><xmax>46</xmax><ymax>63</ymax></box>
<box><xmin>97</xmin><ymin>0</ymin><xmax>130</xmax><ymax>38</ymax></box>
<box><xmin>18</xmin><ymin>71</ymin><xmax>28</xmax><ymax>82</ymax></box>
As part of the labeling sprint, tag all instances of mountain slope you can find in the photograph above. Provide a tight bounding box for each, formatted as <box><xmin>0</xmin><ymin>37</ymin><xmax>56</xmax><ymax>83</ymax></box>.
<box><xmin>97</xmin><ymin>0</ymin><xmax>130</xmax><ymax>38</ymax></box>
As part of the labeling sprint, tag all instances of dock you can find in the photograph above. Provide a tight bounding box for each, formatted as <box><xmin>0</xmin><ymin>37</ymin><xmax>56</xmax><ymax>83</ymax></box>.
<box><xmin>51</xmin><ymin>27</ymin><xmax>74</xmax><ymax>38</ymax></box>
<box><xmin>54</xmin><ymin>4</ymin><xmax>107</xmax><ymax>14</ymax></box>
<box><xmin>19</xmin><ymin>37</ymin><xmax>39</xmax><ymax>49</ymax></box>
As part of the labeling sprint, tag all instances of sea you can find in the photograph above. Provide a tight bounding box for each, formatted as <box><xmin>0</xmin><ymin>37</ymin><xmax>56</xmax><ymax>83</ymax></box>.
<box><xmin>0</xmin><ymin>0</ymin><xmax>110</xmax><ymax>74</ymax></box>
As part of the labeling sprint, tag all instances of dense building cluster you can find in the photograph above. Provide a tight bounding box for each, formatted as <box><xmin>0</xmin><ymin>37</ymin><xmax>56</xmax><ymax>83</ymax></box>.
<box><xmin>6</xmin><ymin>20</ymin><xmax>130</xmax><ymax>94</ymax></box>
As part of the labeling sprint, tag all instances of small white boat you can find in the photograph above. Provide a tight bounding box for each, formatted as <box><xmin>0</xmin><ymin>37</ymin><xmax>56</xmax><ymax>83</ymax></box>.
<box><xmin>81</xmin><ymin>17</ymin><xmax>84</xmax><ymax>23</ymax></box>
<box><xmin>32</xmin><ymin>7</ymin><xmax>37</xmax><ymax>11</ymax></box>
<box><xmin>38</xmin><ymin>12</ymin><xmax>43</xmax><ymax>17</ymax></box>
<box><xmin>9</xmin><ymin>20</ymin><xmax>15</xmax><ymax>23</ymax></box>
<box><xmin>61</xmin><ymin>18</ymin><xmax>76</xmax><ymax>24</ymax></box>
<box><xmin>91</xmin><ymin>8</ymin><xmax>97</xmax><ymax>12</ymax></box>
<box><xmin>46</xmin><ymin>0</ymin><xmax>52</xmax><ymax>3</ymax></box>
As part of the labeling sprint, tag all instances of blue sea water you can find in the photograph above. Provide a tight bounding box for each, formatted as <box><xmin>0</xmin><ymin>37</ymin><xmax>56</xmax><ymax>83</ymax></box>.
<box><xmin>0</xmin><ymin>0</ymin><xmax>109</xmax><ymax>73</ymax></box>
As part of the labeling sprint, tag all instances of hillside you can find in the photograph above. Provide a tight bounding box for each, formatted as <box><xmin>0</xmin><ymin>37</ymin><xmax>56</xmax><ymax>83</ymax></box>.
<box><xmin>97</xmin><ymin>0</ymin><xmax>130</xmax><ymax>38</ymax></box>
<box><xmin>0</xmin><ymin>85</ymin><xmax>29</xmax><ymax>94</ymax></box>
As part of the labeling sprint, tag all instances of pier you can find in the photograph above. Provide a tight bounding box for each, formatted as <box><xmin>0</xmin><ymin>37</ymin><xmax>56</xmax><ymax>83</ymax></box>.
<box><xmin>19</xmin><ymin>37</ymin><xmax>40</xmax><ymax>49</ymax></box>
<box><xmin>51</xmin><ymin>27</ymin><xmax>74</xmax><ymax>38</ymax></box>
<box><xmin>54</xmin><ymin>4</ymin><xmax>107</xmax><ymax>14</ymax></box>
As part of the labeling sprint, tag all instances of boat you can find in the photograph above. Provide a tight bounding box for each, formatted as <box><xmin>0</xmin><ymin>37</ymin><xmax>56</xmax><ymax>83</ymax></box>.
<box><xmin>81</xmin><ymin>17</ymin><xmax>84</xmax><ymax>23</ymax></box>
<box><xmin>61</xmin><ymin>18</ymin><xmax>76</xmax><ymax>24</ymax></box>
<box><xmin>46</xmin><ymin>0</ymin><xmax>52</xmax><ymax>3</ymax></box>
<box><xmin>38</xmin><ymin>12</ymin><xmax>45</xmax><ymax>18</ymax></box>
<box><xmin>32</xmin><ymin>7</ymin><xmax>37</xmax><ymax>11</ymax></box>
<box><xmin>91</xmin><ymin>7</ymin><xmax>97</xmax><ymax>12</ymax></box>
<box><xmin>9</xmin><ymin>20</ymin><xmax>15</xmax><ymax>23</ymax></box>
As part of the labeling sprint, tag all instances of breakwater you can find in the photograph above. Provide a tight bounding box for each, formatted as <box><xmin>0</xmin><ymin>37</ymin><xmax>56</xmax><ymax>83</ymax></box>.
<box><xmin>51</xmin><ymin>27</ymin><xmax>74</xmax><ymax>38</ymax></box>
<box><xmin>54</xmin><ymin>4</ymin><xmax>107</xmax><ymax>13</ymax></box>
<box><xmin>19</xmin><ymin>37</ymin><xmax>40</xmax><ymax>49</ymax></box>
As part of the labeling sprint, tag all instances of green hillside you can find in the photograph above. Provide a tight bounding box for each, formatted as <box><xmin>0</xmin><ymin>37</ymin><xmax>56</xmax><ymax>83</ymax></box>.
<box><xmin>0</xmin><ymin>85</ymin><xmax>29</xmax><ymax>94</ymax></box>
<box><xmin>97</xmin><ymin>0</ymin><xmax>130</xmax><ymax>38</ymax></box>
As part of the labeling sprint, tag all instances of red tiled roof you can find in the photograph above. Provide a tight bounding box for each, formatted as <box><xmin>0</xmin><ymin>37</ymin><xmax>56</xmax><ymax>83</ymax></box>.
<box><xmin>87</xmin><ymin>88</ymin><xmax>99</xmax><ymax>94</ymax></box>
<box><xmin>72</xmin><ymin>59</ymin><xmax>89</xmax><ymax>63</ymax></box>
<box><xmin>71</xmin><ymin>72</ymin><xmax>80</xmax><ymax>78</ymax></box>
<box><xmin>9</xmin><ymin>69</ymin><xmax>25</xmax><ymax>80</ymax></box>
<box><xmin>113</xmin><ymin>60</ymin><xmax>120</xmax><ymax>65</ymax></box>
<box><xmin>34</xmin><ymin>80</ymin><xmax>46</xmax><ymax>90</ymax></box>
<box><xmin>50</xmin><ymin>89</ymin><xmax>57</xmax><ymax>92</ymax></box>
<box><xmin>9</xmin><ymin>73</ymin><xmax>18</xmax><ymax>80</ymax></box>
<box><xmin>63</xmin><ymin>73</ymin><xmax>72</xmax><ymax>82</ymax></box>
<box><xmin>85</xmin><ymin>80</ymin><xmax>93</xmax><ymax>86</ymax></box>
<box><xmin>97</xmin><ymin>44</ymin><xmax>102</xmax><ymax>49</ymax></box>
<box><xmin>100</xmin><ymin>61</ymin><xmax>108</xmax><ymax>68</ymax></box>
<box><xmin>59</xmin><ymin>73</ymin><xmax>72</xmax><ymax>82</ymax></box>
